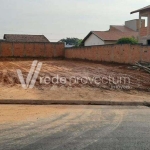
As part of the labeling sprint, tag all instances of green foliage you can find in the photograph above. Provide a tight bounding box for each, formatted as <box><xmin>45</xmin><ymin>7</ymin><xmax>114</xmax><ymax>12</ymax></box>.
<box><xmin>59</xmin><ymin>38</ymin><xmax>82</xmax><ymax>47</ymax></box>
<box><xmin>117</xmin><ymin>37</ymin><xmax>138</xmax><ymax>44</ymax></box>
<box><xmin>77</xmin><ymin>39</ymin><xmax>82</xmax><ymax>47</ymax></box>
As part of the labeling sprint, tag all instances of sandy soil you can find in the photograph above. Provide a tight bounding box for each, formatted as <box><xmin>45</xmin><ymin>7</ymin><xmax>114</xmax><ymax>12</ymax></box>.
<box><xmin>0</xmin><ymin>105</ymin><xmax>69</xmax><ymax>124</ymax></box>
<box><xmin>0</xmin><ymin>85</ymin><xmax>149</xmax><ymax>102</ymax></box>
<box><xmin>0</xmin><ymin>60</ymin><xmax>149</xmax><ymax>101</ymax></box>
<box><xmin>0</xmin><ymin>60</ymin><xmax>149</xmax><ymax>89</ymax></box>
<box><xmin>0</xmin><ymin>105</ymin><xmax>93</xmax><ymax>124</ymax></box>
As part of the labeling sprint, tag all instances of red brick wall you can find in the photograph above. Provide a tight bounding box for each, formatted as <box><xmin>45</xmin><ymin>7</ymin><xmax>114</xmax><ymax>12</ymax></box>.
<box><xmin>34</xmin><ymin>43</ymin><xmax>45</xmax><ymax>57</ymax></box>
<box><xmin>0</xmin><ymin>41</ymin><xmax>150</xmax><ymax>64</ymax></box>
<box><xmin>65</xmin><ymin>44</ymin><xmax>150</xmax><ymax>64</ymax></box>
<box><xmin>140</xmin><ymin>27</ymin><xmax>147</xmax><ymax>37</ymax></box>
<box><xmin>0</xmin><ymin>42</ymin><xmax>12</xmax><ymax>57</ymax></box>
<box><xmin>13</xmin><ymin>43</ymin><xmax>25</xmax><ymax>57</ymax></box>
<box><xmin>0</xmin><ymin>42</ymin><xmax>64</xmax><ymax>58</ymax></box>
<box><xmin>141</xmin><ymin>46</ymin><xmax>150</xmax><ymax>62</ymax></box>
<box><xmin>25</xmin><ymin>43</ymin><xmax>35</xmax><ymax>57</ymax></box>
<box><xmin>45</xmin><ymin>43</ymin><xmax>53</xmax><ymax>57</ymax></box>
<box><xmin>53</xmin><ymin>43</ymin><xmax>64</xmax><ymax>57</ymax></box>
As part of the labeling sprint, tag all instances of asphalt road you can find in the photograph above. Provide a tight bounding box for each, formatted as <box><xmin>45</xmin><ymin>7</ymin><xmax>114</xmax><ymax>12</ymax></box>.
<box><xmin>1</xmin><ymin>105</ymin><xmax>150</xmax><ymax>150</ymax></box>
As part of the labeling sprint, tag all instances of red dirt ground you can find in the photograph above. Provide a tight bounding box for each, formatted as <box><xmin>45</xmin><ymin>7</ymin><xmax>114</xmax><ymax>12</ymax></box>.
<box><xmin>0</xmin><ymin>59</ymin><xmax>149</xmax><ymax>101</ymax></box>
<box><xmin>0</xmin><ymin>60</ymin><xmax>149</xmax><ymax>91</ymax></box>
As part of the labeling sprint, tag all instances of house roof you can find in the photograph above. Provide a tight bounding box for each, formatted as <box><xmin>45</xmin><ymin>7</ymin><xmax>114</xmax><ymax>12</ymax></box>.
<box><xmin>131</xmin><ymin>5</ymin><xmax>150</xmax><ymax>14</ymax></box>
<box><xmin>3</xmin><ymin>34</ymin><xmax>50</xmax><ymax>42</ymax></box>
<box><xmin>93</xmin><ymin>31</ymin><xmax>138</xmax><ymax>41</ymax></box>
<box><xmin>82</xmin><ymin>30</ymin><xmax>138</xmax><ymax>44</ymax></box>
<box><xmin>110</xmin><ymin>25</ymin><xmax>135</xmax><ymax>32</ymax></box>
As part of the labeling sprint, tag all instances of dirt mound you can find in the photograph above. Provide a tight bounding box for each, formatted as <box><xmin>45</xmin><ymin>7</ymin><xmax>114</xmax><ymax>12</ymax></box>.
<box><xmin>0</xmin><ymin>70</ymin><xmax>20</xmax><ymax>85</ymax></box>
<box><xmin>0</xmin><ymin>60</ymin><xmax>149</xmax><ymax>92</ymax></box>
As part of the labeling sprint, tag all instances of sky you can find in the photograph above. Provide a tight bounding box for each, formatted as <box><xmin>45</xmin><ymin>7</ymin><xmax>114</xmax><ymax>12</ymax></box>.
<box><xmin>0</xmin><ymin>0</ymin><xmax>149</xmax><ymax>42</ymax></box>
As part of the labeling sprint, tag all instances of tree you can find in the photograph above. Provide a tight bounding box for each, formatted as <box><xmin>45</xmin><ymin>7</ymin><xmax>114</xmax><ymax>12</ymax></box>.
<box><xmin>59</xmin><ymin>38</ymin><xmax>82</xmax><ymax>47</ymax></box>
<box><xmin>117</xmin><ymin>37</ymin><xmax>138</xmax><ymax>44</ymax></box>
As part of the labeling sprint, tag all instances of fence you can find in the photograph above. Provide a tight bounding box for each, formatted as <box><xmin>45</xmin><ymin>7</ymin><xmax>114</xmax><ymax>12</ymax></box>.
<box><xmin>0</xmin><ymin>42</ymin><xmax>150</xmax><ymax>64</ymax></box>
<box><xmin>65</xmin><ymin>44</ymin><xmax>150</xmax><ymax>64</ymax></box>
<box><xmin>0</xmin><ymin>42</ymin><xmax>64</xmax><ymax>58</ymax></box>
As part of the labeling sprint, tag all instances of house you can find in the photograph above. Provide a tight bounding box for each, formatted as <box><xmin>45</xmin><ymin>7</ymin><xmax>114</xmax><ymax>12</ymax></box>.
<box><xmin>81</xmin><ymin>20</ymin><xmax>141</xmax><ymax>46</ymax></box>
<box><xmin>3</xmin><ymin>34</ymin><xmax>50</xmax><ymax>43</ymax></box>
<box><xmin>131</xmin><ymin>5</ymin><xmax>150</xmax><ymax>45</ymax></box>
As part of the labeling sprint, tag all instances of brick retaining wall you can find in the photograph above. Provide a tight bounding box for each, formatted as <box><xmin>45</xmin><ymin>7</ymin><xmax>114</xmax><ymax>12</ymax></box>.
<box><xmin>0</xmin><ymin>42</ymin><xmax>64</xmax><ymax>58</ymax></box>
<box><xmin>65</xmin><ymin>44</ymin><xmax>150</xmax><ymax>64</ymax></box>
<box><xmin>0</xmin><ymin>42</ymin><xmax>149</xmax><ymax>64</ymax></box>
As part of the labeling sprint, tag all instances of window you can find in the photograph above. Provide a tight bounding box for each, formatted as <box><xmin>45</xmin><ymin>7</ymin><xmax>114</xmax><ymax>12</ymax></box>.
<box><xmin>147</xmin><ymin>40</ymin><xmax>150</xmax><ymax>45</ymax></box>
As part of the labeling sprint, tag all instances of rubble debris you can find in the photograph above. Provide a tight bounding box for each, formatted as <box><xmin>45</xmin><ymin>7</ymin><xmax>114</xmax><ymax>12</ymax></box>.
<box><xmin>129</xmin><ymin>61</ymin><xmax>150</xmax><ymax>74</ymax></box>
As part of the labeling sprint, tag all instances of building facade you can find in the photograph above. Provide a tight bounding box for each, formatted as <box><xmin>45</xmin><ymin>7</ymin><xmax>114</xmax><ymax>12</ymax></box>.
<box><xmin>131</xmin><ymin>5</ymin><xmax>150</xmax><ymax>45</ymax></box>
<box><xmin>81</xmin><ymin>20</ymin><xmax>138</xmax><ymax>46</ymax></box>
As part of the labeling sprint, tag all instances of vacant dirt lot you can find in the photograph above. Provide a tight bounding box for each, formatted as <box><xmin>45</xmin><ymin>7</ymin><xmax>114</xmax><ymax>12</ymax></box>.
<box><xmin>0</xmin><ymin>59</ymin><xmax>149</xmax><ymax>100</ymax></box>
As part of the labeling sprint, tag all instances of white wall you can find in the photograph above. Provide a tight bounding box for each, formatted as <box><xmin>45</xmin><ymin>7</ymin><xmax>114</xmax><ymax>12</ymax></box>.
<box><xmin>84</xmin><ymin>34</ymin><xmax>104</xmax><ymax>46</ymax></box>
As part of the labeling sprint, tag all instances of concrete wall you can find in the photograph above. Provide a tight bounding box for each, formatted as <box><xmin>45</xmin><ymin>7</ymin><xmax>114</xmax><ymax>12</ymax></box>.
<box><xmin>65</xmin><ymin>44</ymin><xmax>150</xmax><ymax>64</ymax></box>
<box><xmin>125</xmin><ymin>19</ymin><xmax>145</xmax><ymax>32</ymax></box>
<box><xmin>0</xmin><ymin>42</ymin><xmax>64</xmax><ymax>58</ymax></box>
<box><xmin>125</xmin><ymin>20</ymin><xmax>138</xmax><ymax>31</ymax></box>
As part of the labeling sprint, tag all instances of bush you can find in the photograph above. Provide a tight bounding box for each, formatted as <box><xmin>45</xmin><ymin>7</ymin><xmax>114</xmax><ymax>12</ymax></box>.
<box><xmin>117</xmin><ymin>37</ymin><xmax>138</xmax><ymax>44</ymax></box>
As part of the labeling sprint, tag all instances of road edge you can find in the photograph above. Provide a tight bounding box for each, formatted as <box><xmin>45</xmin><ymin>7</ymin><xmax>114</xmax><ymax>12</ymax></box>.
<box><xmin>0</xmin><ymin>99</ymin><xmax>149</xmax><ymax>106</ymax></box>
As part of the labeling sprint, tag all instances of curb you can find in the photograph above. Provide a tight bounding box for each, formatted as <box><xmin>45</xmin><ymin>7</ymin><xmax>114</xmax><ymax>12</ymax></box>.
<box><xmin>0</xmin><ymin>100</ymin><xmax>149</xmax><ymax>106</ymax></box>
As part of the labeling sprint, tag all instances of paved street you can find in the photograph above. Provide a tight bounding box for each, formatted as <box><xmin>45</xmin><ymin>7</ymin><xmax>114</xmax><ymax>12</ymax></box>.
<box><xmin>0</xmin><ymin>105</ymin><xmax>150</xmax><ymax>150</ymax></box>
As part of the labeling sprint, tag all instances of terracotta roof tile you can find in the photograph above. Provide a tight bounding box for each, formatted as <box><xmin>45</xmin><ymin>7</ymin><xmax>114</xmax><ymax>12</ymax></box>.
<box><xmin>92</xmin><ymin>31</ymin><xmax>138</xmax><ymax>41</ymax></box>
<box><xmin>110</xmin><ymin>25</ymin><xmax>135</xmax><ymax>32</ymax></box>
<box><xmin>4</xmin><ymin>34</ymin><xmax>50</xmax><ymax>42</ymax></box>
